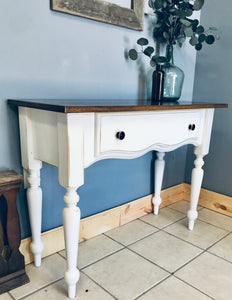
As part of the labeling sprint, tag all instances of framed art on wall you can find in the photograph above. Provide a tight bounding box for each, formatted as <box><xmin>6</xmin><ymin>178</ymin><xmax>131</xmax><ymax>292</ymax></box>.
<box><xmin>50</xmin><ymin>0</ymin><xmax>144</xmax><ymax>30</ymax></box>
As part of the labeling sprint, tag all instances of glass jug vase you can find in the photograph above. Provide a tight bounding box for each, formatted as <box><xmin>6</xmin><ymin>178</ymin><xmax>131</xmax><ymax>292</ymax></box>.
<box><xmin>163</xmin><ymin>45</ymin><xmax>184</xmax><ymax>101</ymax></box>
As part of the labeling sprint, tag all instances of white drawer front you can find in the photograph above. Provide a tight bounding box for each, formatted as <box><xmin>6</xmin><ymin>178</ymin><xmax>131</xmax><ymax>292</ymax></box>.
<box><xmin>95</xmin><ymin>110</ymin><xmax>205</xmax><ymax>154</ymax></box>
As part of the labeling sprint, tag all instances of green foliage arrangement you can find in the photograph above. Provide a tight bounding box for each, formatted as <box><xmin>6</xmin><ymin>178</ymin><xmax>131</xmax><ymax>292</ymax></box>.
<box><xmin>129</xmin><ymin>0</ymin><xmax>218</xmax><ymax>66</ymax></box>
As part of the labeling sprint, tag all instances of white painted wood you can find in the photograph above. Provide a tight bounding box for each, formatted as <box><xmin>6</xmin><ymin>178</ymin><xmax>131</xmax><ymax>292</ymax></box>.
<box><xmin>30</xmin><ymin>109</ymin><xmax>59</xmax><ymax>167</ymax></box>
<box><xmin>63</xmin><ymin>188</ymin><xmax>80</xmax><ymax>299</ymax></box>
<box><xmin>56</xmin><ymin>113</ymin><xmax>86</xmax><ymax>298</ymax></box>
<box><xmin>188</xmin><ymin>150</ymin><xmax>204</xmax><ymax>230</ymax></box>
<box><xmin>57</xmin><ymin>113</ymin><xmax>85</xmax><ymax>188</ymax></box>
<box><xmin>16</xmin><ymin>106</ymin><xmax>216</xmax><ymax>298</ymax></box>
<box><xmin>23</xmin><ymin>109</ymin><xmax>95</xmax><ymax>170</ymax></box>
<box><xmin>26</xmin><ymin>168</ymin><xmax>44</xmax><ymax>267</ymax></box>
<box><xmin>18</xmin><ymin>107</ymin><xmax>44</xmax><ymax>266</ymax></box>
<box><xmin>88</xmin><ymin>139</ymin><xmax>200</xmax><ymax>167</ymax></box>
<box><xmin>18</xmin><ymin>107</ymin><xmax>42</xmax><ymax>177</ymax></box>
<box><xmin>68</xmin><ymin>113</ymin><xmax>95</xmax><ymax>170</ymax></box>
<box><xmin>153</xmin><ymin>152</ymin><xmax>165</xmax><ymax>215</ymax></box>
<box><xmin>187</xmin><ymin>109</ymin><xmax>215</xmax><ymax>230</ymax></box>
<box><xmin>96</xmin><ymin>110</ymin><xmax>205</xmax><ymax>155</ymax></box>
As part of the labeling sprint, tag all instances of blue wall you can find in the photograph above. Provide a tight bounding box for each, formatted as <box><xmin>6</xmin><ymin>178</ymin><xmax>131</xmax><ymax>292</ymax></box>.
<box><xmin>185</xmin><ymin>0</ymin><xmax>232</xmax><ymax>197</ymax></box>
<box><xmin>0</xmin><ymin>1</ymin><xmax>197</xmax><ymax>238</ymax></box>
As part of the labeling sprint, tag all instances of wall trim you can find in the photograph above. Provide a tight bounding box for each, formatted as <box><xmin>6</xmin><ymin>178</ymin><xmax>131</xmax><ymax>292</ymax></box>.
<box><xmin>20</xmin><ymin>183</ymin><xmax>231</xmax><ymax>265</ymax></box>
<box><xmin>183</xmin><ymin>183</ymin><xmax>232</xmax><ymax>217</ymax></box>
<box><xmin>20</xmin><ymin>183</ymin><xmax>184</xmax><ymax>265</ymax></box>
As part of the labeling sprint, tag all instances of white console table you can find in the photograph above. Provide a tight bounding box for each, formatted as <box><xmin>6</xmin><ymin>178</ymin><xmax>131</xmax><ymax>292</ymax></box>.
<box><xmin>8</xmin><ymin>99</ymin><xmax>227</xmax><ymax>298</ymax></box>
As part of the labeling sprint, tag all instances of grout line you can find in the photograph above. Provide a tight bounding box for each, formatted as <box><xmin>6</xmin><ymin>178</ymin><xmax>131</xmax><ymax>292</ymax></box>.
<box><xmin>196</xmin><ymin>218</ymin><xmax>231</xmax><ymax>232</ymax></box>
<box><xmin>102</xmin><ymin>233</ymin><xmax>127</xmax><ymax>247</ymax></box>
<box><xmin>205</xmin><ymin>231</ymin><xmax>231</xmax><ymax>252</ymax></box>
<box><xmin>18</xmin><ymin>202</ymin><xmax>232</xmax><ymax>300</ymax></box>
<box><xmin>205</xmin><ymin>251</ymin><xmax>232</xmax><ymax>266</ymax></box>
<box><xmin>124</xmin><ymin>230</ymin><xmax>160</xmax><ymax>247</ymax></box>
<box><xmin>138</xmin><ymin>216</ymin><xmax>161</xmax><ymax>229</ymax></box>
<box><xmin>7</xmin><ymin>292</ymin><xmax>15</xmax><ymax>300</ymax></box>
<box><xmin>81</xmin><ymin>271</ymin><xmax>118</xmax><ymax>299</ymax></box>
<box><xmin>60</xmin><ymin>214</ymin><xmax>232</xmax><ymax>270</ymax></box>
<box><xmin>173</xmin><ymin>275</ymin><xmax>215</xmax><ymax>300</ymax></box>
<box><xmin>58</xmin><ymin>241</ymin><xmax>124</xmax><ymax>271</ymax></box>
<box><xmin>80</xmin><ymin>237</ymin><xmax>173</xmax><ymax>293</ymax></box>
<box><xmin>199</xmin><ymin>206</ymin><xmax>232</xmax><ymax>218</ymax></box>
<box><xmin>125</xmin><ymin>245</ymin><xmax>172</xmax><ymax>275</ymax></box>
<box><xmin>159</xmin><ymin>216</ymin><xmax>187</xmax><ymax>230</ymax></box>
<box><xmin>133</xmin><ymin>274</ymin><xmax>172</xmax><ymax>300</ymax></box>
<box><xmin>17</xmin><ymin>278</ymin><xmax>64</xmax><ymax>300</ymax></box>
<box><xmin>104</xmin><ymin>228</ymin><xmax>164</xmax><ymax>249</ymax></box>
<box><xmin>167</xmin><ymin>204</ymin><xmax>203</xmax><ymax>214</ymax></box>
<box><xmin>57</xmin><ymin>251</ymin><xmax>66</xmax><ymax>260</ymax></box>
<box><xmin>161</xmin><ymin>227</ymin><xmax>205</xmax><ymax>250</ymax></box>
<box><xmin>162</xmin><ymin>219</ymin><xmax>230</xmax><ymax>251</ymax></box>
<box><xmin>139</xmin><ymin>213</ymin><xmax>187</xmax><ymax>230</ymax></box>
<box><xmin>196</xmin><ymin>217</ymin><xmax>232</xmax><ymax>232</ymax></box>
<box><xmin>81</xmin><ymin>247</ymin><xmax>125</xmax><ymax>271</ymax></box>
<box><xmin>103</xmin><ymin>229</ymin><xmax>204</xmax><ymax>275</ymax></box>
<box><xmin>172</xmin><ymin>250</ymin><xmax>206</xmax><ymax>274</ymax></box>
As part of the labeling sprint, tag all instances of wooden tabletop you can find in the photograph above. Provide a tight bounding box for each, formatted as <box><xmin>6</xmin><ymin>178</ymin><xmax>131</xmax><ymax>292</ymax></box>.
<box><xmin>8</xmin><ymin>99</ymin><xmax>228</xmax><ymax>113</ymax></box>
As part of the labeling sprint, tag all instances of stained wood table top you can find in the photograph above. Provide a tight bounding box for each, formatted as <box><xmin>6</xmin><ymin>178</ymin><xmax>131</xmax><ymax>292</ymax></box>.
<box><xmin>8</xmin><ymin>99</ymin><xmax>228</xmax><ymax>113</ymax></box>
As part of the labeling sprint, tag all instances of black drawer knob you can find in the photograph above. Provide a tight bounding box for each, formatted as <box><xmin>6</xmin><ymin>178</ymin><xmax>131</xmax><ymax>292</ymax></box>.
<box><xmin>116</xmin><ymin>131</ymin><xmax>125</xmax><ymax>140</ymax></box>
<box><xmin>188</xmin><ymin>124</ymin><xmax>196</xmax><ymax>131</ymax></box>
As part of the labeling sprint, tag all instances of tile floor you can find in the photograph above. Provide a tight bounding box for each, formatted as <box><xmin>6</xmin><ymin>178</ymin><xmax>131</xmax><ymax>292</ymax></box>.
<box><xmin>2</xmin><ymin>200</ymin><xmax>232</xmax><ymax>300</ymax></box>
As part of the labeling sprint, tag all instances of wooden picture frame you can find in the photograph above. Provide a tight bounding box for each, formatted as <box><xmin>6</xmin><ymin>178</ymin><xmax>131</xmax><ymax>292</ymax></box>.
<box><xmin>51</xmin><ymin>0</ymin><xmax>144</xmax><ymax>31</ymax></box>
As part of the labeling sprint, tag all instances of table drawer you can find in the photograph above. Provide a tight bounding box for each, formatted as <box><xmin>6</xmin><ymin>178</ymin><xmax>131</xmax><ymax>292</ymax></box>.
<box><xmin>95</xmin><ymin>110</ymin><xmax>205</xmax><ymax>154</ymax></box>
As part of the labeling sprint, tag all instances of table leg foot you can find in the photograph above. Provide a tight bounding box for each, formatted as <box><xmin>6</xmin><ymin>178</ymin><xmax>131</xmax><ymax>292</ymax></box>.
<box><xmin>65</xmin><ymin>270</ymin><xmax>80</xmax><ymax>299</ymax></box>
<box><xmin>153</xmin><ymin>196</ymin><xmax>161</xmax><ymax>215</ymax></box>
<box><xmin>33</xmin><ymin>254</ymin><xmax>42</xmax><ymax>267</ymax></box>
<box><xmin>68</xmin><ymin>285</ymin><xmax>77</xmax><ymax>299</ymax></box>
<box><xmin>153</xmin><ymin>152</ymin><xmax>165</xmax><ymax>215</ymax></box>
<box><xmin>187</xmin><ymin>210</ymin><xmax>198</xmax><ymax>230</ymax></box>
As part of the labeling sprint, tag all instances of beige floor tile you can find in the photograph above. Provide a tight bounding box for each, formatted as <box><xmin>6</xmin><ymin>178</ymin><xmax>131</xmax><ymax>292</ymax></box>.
<box><xmin>104</xmin><ymin>219</ymin><xmax>158</xmax><ymax>246</ymax></box>
<box><xmin>83</xmin><ymin>248</ymin><xmax>169</xmax><ymax>300</ymax></box>
<box><xmin>138</xmin><ymin>276</ymin><xmax>211</xmax><ymax>300</ymax></box>
<box><xmin>0</xmin><ymin>293</ymin><xmax>12</xmax><ymax>300</ymax></box>
<box><xmin>164</xmin><ymin>218</ymin><xmax>228</xmax><ymax>249</ymax></box>
<box><xmin>9</xmin><ymin>254</ymin><xmax>66</xmax><ymax>299</ymax></box>
<box><xmin>208</xmin><ymin>233</ymin><xmax>232</xmax><ymax>262</ymax></box>
<box><xmin>140</xmin><ymin>207</ymin><xmax>185</xmax><ymax>229</ymax></box>
<box><xmin>176</xmin><ymin>252</ymin><xmax>232</xmax><ymax>300</ymax></box>
<box><xmin>198</xmin><ymin>208</ymin><xmax>232</xmax><ymax>231</ymax></box>
<box><xmin>129</xmin><ymin>231</ymin><xmax>202</xmax><ymax>272</ymax></box>
<box><xmin>23</xmin><ymin>273</ymin><xmax>114</xmax><ymax>300</ymax></box>
<box><xmin>168</xmin><ymin>200</ymin><xmax>202</xmax><ymax>214</ymax></box>
<box><xmin>59</xmin><ymin>234</ymin><xmax>123</xmax><ymax>269</ymax></box>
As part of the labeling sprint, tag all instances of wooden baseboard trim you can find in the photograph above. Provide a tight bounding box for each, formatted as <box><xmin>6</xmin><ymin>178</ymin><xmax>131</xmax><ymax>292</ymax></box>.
<box><xmin>183</xmin><ymin>183</ymin><xmax>232</xmax><ymax>217</ymax></box>
<box><xmin>20</xmin><ymin>183</ymin><xmax>232</xmax><ymax>264</ymax></box>
<box><xmin>20</xmin><ymin>183</ymin><xmax>184</xmax><ymax>265</ymax></box>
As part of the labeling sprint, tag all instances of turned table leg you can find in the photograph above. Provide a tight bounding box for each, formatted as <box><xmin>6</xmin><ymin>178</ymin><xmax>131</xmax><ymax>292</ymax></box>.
<box><xmin>27</xmin><ymin>168</ymin><xmax>44</xmax><ymax>266</ymax></box>
<box><xmin>188</xmin><ymin>148</ymin><xmax>205</xmax><ymax>230</ymax></box>
<box><xmin>153</xmin><ymin>152</ymin><xmax>165</xmax><ymax>215</ymax></box>
<box><xmin>63</xmin><ymin>187</ymin><xmax>80</xmax><ymax>299</ymax></box>
<box><xmin>57</xmin><ymin>113</ymin><xmax>84</xmax><ymax>298</ymax></box>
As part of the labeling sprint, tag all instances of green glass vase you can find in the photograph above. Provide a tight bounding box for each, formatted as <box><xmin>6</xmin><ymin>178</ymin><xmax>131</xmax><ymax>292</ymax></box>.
<box><xmin>163</xmin><ymin>45</ymin><xmax>184</xmax><ymax>101</ymax></box>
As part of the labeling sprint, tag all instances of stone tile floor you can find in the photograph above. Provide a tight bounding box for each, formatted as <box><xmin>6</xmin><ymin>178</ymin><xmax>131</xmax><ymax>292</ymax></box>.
<box><xmin>2</xmin><ymin>200</ymin><xmax>232</xmax><ymax>299</ymax></box>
